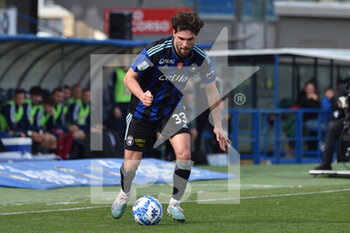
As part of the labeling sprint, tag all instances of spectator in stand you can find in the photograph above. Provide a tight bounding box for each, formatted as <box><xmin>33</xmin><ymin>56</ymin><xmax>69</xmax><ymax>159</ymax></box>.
<box><xmin>50</xmin><ymin>88</ymin><xmax>74</xmax><ymax>159</ymax></box>
<box><xmin>66</xmin><ymin>84</ymin><xmax>82</xmax><ymax>126</ymax></box>
<box><xmin>51</xmin><ymin>87</ymin><xmax>66</xmax><ymax>129</ymax></box>
<box><xmin>0</xmin><ymin>89</ymin><xmax>55</xmax><ymax>152</ymax></box>
<box><xmin>25</xmin><ymin>86</ymin><xmax>53</xmax><ymax>153</ymax></box>
<box><xmin>68</xmin><ymin>88</ymin><xmax>90</xmax><ymax>136</ymax></box>
<box><xmin>108</xmin><ymin>67</ymin><xmax>131</xmax><ymax>137</ymax></box>
<box><xmin>63</xmin><ymin>85</ymin><xmax>74</xmax><ymax>117</ymax></box>
<box><xmin>297</xmin><ymin>80</ymin><xmax>321</xmax><ymax>151</ymax></box>
<box><xmin>320</xmin><ymin>88</ymin><xmax>335</xmax><ymax>131</ymax></box>
<box><xmin>297</xmin><ymin>81</ymin><xmax>321</xmax><ymax>112</ymax></box>
<box><xmin>25</xmin><ymin>86</ymin><xmax>44</xmax><ymax>127</ymax></box>
<box><xmin>0</xmin><ymin>89</ymin><xmax>30</xmax><ymax>137</ymax></box>
<box><xmin>30</xmin><ymin>96</ymin><xmax>57</xmax><ymax>152</ymax></box>
<box><xmin>64</xmin><ymin>86</ymin><xmax>88</xmax><ymax>141</ymax></box>
<box><xmin>64</xmin><ymin>85</ymin><xmax>72</xmax><ymax>102</ymax></box>
<box><xmin>39</xmin><ymin>96</ymin><xmax>56</xmax><ymax>131</ymax></box>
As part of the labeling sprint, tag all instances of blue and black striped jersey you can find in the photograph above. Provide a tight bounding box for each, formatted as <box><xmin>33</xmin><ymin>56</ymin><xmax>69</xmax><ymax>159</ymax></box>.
<box><xmin>130</xmin><ymin>36</ymin><xmax>215</xmax><ymax>121</ymax></box>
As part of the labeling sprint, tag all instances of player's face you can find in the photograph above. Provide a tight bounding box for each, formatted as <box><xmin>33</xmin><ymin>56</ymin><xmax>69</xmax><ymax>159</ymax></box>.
<box><xmin>82</xmin><ymin>91</ymin><xmax>91</xmax><ymax>104</ymax></box>
<box><xmin>64</xmin><ymin>88</ymin><xmax>71</xmax><ymax>101</ymax></box>
<box><xmin>305</xmin><ymin>83</ymin><xmax>316</xmax><ymax>95</ymax></box>
<box><xmin>30</xmin><ymin>94</ymin><xmax>42</xmax><ymax>105</ymax></box>
<box><xmin>53</xmin><ymin>91</ymin><xmax>63</xmax><ymax>104</ymax></box>
<box><xmin>43</xmin><ymin>104</ymin><xmax>54</xmax><ymax>115</ymax></box>
<box><xmin>173</xmin><ymin>29</ymin><xmax>197</xmax><ymax>58</ymax></box>
<box><xmin>72</xmin><ymin>87</ymin><xmax>82</xmax><ymax>100</ymax></box>
<box><xmin>14</xmin><ymin>93</ymin><xmax>25</xmax><ymax>106</ymax></box>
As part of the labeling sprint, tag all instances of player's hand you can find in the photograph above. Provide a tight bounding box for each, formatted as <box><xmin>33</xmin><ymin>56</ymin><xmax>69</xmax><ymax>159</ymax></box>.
<box><xmin>31</xmin><ymin>131</ymin><xmax>42</xmax><ymax>143</ymax></box>
<box><xmin>142</xmin><ymin>90</ymin><xmax>153</xmax><ymax>106</ymax></box>
<box><xmin>307</xmin><ymin>93</ymin><xmax>318</xmax><ymax>101</ymax></box>
<box><xmin>213</xmin><ymin>127</ymin><xmax>231</xmax><ymax>151</ymax></box>
<box><xmin>69</xmin><ymin>125</ymin><xmax>79</xmax><ymax>132</ymax></box>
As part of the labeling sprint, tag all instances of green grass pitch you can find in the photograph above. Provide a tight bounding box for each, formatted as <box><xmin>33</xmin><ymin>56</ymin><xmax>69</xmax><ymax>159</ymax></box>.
<box><xmin>0</xmin><ymin>163</ymin><xmax>349</xmax><ymax>233</ymax></box>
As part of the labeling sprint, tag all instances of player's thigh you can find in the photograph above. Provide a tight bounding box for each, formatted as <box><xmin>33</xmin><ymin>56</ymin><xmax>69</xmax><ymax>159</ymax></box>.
<box><xmin>124</xmin><ymin>114</ymin><xmax>157</xmax><ymax>151</ymax></box>
<box><xmin>42</xmin><ymin>132</ymin><xmax>56</xmax><ymax>143</ymax></box>
<box><xmin>169</xmin><ymin>132</ymin><xmax>191</xmax><ymax>161</ymax></box>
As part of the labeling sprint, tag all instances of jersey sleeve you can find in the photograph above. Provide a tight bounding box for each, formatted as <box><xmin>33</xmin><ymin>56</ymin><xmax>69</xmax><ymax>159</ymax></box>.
<box><xmin>131</xmin><ymin>48</ymin><xmax>153</xmax><ymax>77</ymax></box>
<box><xmin>199</xmin><ymin>55</ymin><xmax>216</xmax><ymax>84</ymax></box>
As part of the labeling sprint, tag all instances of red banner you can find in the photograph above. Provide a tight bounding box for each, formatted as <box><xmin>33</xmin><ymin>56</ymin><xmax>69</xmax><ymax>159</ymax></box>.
<box><xmin>104</xmin><ymin>8</ymin><xmax>191</xmax><ymax>35</ymax></box>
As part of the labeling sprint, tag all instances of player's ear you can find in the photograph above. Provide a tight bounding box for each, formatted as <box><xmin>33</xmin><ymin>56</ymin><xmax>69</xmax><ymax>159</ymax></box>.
<box><xmin>172</xmin><ymin>29</ymin><xmax>176</xmax><ymax>37</ymax></box>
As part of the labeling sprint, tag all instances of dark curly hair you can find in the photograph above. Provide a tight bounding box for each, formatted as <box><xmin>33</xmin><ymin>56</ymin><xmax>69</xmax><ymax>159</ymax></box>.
<box><xmin>171</xmin><ymin>11</ymin><xmax>204</xmax><ymax>35</ymax></box>
<box><xmin>42</xmin><ymin>96</ymin><xmax>56</xmax><ymax>107</ymax></box>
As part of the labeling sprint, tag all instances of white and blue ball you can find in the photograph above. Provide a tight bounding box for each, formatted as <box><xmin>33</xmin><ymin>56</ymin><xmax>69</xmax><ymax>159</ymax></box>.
<box><xmin>132</xmin><ymin>196</ymin><xmax>163</xmax><ymax>225</ymax></box>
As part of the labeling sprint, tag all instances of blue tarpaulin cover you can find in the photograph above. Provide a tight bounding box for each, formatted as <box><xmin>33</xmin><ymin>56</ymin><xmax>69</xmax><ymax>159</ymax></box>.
<box><xmin>0</xmin><ymin>158</ymin><xmax>236</xmax><ymax>190</ymax></box>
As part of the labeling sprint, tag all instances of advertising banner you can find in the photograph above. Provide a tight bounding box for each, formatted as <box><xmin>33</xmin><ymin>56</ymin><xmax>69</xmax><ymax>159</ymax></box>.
<box><xmin>104</xmin><ymin>8</ymin><xmax>191</xmax><ymax>35</ymax></box>
<box><xmin>0</xmin><ymin>158</ymin><xmax>236</xmax><ymax>189</ymax></box>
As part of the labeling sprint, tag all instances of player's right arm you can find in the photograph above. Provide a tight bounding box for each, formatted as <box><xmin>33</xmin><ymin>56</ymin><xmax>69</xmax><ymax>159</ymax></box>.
<box><xmin>124</xmin><ymin>68</ymin><xmax>153</xmax><ymax>106</ymax></box>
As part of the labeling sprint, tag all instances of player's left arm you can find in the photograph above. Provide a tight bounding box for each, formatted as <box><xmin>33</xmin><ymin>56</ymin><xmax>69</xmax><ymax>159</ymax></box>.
<box><xmin>204</xmin><ymin>81</ymin><xmax>231</xmax><ymax>151</ymax></box>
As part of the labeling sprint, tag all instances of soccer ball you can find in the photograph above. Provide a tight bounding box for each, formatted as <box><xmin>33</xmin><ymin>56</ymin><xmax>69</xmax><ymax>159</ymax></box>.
<box><xmin>132</xmin><ymin>196</ymin><xmax>163</xmax><ymax>225</ymax></box>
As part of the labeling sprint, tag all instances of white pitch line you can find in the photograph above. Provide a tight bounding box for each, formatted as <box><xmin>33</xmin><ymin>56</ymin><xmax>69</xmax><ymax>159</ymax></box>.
<box><xmin>192</xmin><ymin>184</ymin><xmax>296</xmax><ymax>188</ymax></box>
<box><xmin>188</xmin><ymin>188</ymin><xmax>350</xmax><ymax>203</ymax></box>
<box><xmin>0</xmin><ymin>206</ymin><xmax>108</xmax><ymax>216</ymax></box>
<box><xmin>1</xmin><ymin>188</ymin><xmax>350</xmax><ymax>216</ymax></box>
<box><xmin>46</xmin><ymin>201</ymin><xmax>81</xmax><ymax>206</ymax></box>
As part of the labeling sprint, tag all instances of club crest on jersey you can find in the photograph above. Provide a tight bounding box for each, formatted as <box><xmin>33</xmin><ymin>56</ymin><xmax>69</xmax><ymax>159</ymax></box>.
<box><xmin>190</xmin><ymin>63</ymin><xmax>198</xmax><ymax>72</ymax></box>
<box><xmin>126</xmin><ymin>135</ymin><xmax>134</xmax><ymax>146</ymax></box>
<box><xmin>177</xmin><ymin>62</ymin><xmax>184</xmax><ymax>70</ymax></box>
<box><xmin>206</xmin><ymin>67</ymin><xmax>215</xmax><ymax>79</ymax></box>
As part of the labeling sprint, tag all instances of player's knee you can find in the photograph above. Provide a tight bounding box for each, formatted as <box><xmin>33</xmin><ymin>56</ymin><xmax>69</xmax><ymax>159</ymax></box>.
<box><xmin>176</xmin><ymin>150</ymin><xmax>191</xmax><ymax>161</ymax></box>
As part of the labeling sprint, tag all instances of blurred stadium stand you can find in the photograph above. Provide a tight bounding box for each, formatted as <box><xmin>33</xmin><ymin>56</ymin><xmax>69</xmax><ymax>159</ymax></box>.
<box><xmin>0</xmin><ymin>35</ymin><xmax>211</xmax><ymax>90</ymax></box>
<box><xmin>0</xmin><ymin>36</ymin><xmax>148</xmax><ymax>90</ymax></box>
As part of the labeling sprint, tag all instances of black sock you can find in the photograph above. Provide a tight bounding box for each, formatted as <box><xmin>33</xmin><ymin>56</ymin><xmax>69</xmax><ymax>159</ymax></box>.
<box><xmin>120</xmin><ymin>163</ymin><xmax>135</xmax><ymax>193</ymax></box>
<box><xmin>172</xmin><ymin>165</ymin><xmax>191</xmax><ymax>200</ymax></box>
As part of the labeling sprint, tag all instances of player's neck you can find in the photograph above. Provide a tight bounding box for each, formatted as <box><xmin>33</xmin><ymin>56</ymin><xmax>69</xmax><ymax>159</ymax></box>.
<box><xmin>172</xmin><ymin>41</ymin><xmax>192</xmax><ymax>59</ymax></box>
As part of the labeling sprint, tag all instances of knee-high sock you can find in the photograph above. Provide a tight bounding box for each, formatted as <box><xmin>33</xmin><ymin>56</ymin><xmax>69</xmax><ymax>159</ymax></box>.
<box><xmin>172</xmin><ymin>160</ymin><xmax>192</xmax><ymax>201</ymax></box>
<box><xmin>120</xmin><ymin>163</ymin><xmax>136</xmax><ymax>193</ymax></box>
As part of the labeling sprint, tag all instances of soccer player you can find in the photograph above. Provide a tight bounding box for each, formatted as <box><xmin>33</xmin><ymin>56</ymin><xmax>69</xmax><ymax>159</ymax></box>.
<box><xmin>108</xmin><ymin>65</ymin><xmax>131</xmax><ymax>137</ymax></box>
<box><xmin>0</xmin><ymin>89</ymin><xmax>30</xmax><ymax>137</ymax></box>
<box><xmin>111</xmin><ymin>11</ymin><xmax>230</xmax><ymax>222</ymax></box>
<box><xmin>25</xmin><ymin>86</ymin><xmax>44</xmax><ymax>127</ymax></box>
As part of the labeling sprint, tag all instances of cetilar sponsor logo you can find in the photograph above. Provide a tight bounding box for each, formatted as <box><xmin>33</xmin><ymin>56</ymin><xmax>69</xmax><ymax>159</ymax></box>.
<box><xmin>158</xmin><ymin>74</ymin><xmax>190</xmax><ymax>83</ymax></box>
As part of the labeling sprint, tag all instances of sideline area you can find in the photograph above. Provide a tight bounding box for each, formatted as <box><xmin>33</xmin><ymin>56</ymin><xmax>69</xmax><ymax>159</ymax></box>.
<box><xmin>0</xmin><ymin>158</ymin><xmax>236</xmax><ymax>189</ymax></box>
